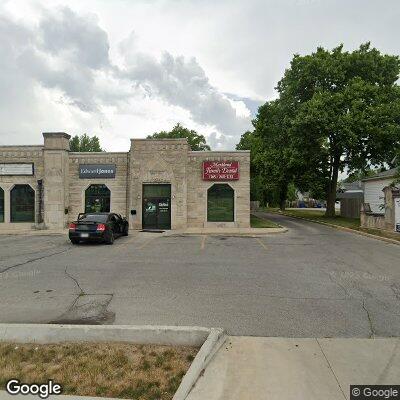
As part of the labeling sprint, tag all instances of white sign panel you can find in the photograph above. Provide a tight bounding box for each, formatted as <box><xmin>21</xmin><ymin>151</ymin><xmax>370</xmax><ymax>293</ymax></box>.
<box><xmin>0</xmin><ymin>163</ymin><xmax>34</xmax><ymax>176</ymax></box>
<box><xmin>395</xmin><ymin>197</ymin><xmax>400</xmax><ymax>233</ymax></box>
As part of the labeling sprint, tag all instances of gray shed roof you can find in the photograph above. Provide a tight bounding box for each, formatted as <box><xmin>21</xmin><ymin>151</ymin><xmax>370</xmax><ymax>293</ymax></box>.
<box><xmin>336</xmin><ymin>191</ymin><xmax>364</xmax><ymax>199</ymax></box>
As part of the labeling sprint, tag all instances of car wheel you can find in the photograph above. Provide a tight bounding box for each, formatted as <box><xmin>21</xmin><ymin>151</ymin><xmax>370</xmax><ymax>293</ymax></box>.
<box><xmin>123</xmin><ymin>226</ymin><xmax>129</xmax><ymax>236</ymax></box>
<box><xmin>106</xmin><ymin>232</ymin><xmax>114</xmax><ymax>245</ymax></box>
<box><xmin>70</xmin><ymin>239</ymin><xmax>79</xmax><ymax>245</ymax></box>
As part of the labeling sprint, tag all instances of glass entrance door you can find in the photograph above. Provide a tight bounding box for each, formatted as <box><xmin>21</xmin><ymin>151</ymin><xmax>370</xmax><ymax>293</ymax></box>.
<box><xmin>142</xmin><ymin>184</ymin><xmax>171</xmax><ymax>229</ymax></box>
<box><xmin>156</xmin><ymin>198</ymin><xmax>170</xmax><ymax>229</ymax></box>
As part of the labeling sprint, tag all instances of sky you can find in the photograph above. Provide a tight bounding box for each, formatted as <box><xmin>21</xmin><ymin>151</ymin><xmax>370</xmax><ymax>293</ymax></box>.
<box><xmin>0</xmin><ymin>0</ymin><xmax>399</xmax><ymax>151</ymax></box>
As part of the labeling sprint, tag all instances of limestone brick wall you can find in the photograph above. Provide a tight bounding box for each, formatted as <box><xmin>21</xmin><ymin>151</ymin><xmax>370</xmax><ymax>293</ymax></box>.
<box><xmin>68</xmin><ymin>153</ymin><xmax>129</xmax><ymax>222</ymax></box>
<box><xmin>0</xmin><ymin>137</ymin><xmax>251</xmax><ymax>231</ymax></box>
<box><xmin>42</xmin><ymin>133</ymin><xmax>70</xmax><ymax>229</ymax></box>
<box><xmin>129</xmin><ymin>139</ymin><xmax>189</xmax><ymax>229</ymax></box>
<box><xmin>187</xmin><ymin>151</ymin><xmax>250</xmax><ymax>228</ymax></box>
<box><xmin>0</xmin><ymin>146</ymin><xmax>44</xmax><ymax>229</ymax></box>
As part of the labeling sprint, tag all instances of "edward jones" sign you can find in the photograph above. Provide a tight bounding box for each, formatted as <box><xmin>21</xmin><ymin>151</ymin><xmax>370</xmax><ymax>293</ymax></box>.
<box><xmin>203</xmin><ymin>161</ymin><xmax>239</xmax><ymax>181</ymax></box>
<box><xmin>79</xmin><ymin>164</ymin><xmax>116</xmax><ymax>179</ymax></box>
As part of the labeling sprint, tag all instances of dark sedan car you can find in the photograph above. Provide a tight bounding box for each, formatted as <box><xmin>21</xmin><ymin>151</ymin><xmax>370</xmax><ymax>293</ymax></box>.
<box><xmin>69</xmin><ymin>212</ymin><xmax>129</xmax><ymax>244</ymax></box>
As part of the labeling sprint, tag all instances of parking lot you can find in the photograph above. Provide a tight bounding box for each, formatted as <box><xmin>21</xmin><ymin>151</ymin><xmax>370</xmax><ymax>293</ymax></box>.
<box><xmin>1</xmin><ymin>213</ymin><xmax>400</xmax><ymax>337</ymax></box>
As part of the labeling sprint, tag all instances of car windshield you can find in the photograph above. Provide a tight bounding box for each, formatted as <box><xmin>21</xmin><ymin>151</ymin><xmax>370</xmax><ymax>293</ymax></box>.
<box><xmin>79</xmin><ymin>214</ymin><xmax>108</xmax><ymax>223</ymax></box>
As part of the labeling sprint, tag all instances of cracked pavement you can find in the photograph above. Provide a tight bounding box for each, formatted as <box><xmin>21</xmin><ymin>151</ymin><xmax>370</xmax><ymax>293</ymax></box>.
<box><xmin>0</xmin><ymin>213</ymin><xmax>399</xmax><ymax>337</ymax></box>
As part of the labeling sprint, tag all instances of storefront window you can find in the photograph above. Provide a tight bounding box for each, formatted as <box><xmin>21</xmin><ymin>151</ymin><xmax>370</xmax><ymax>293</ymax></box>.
<box><xmin>10</xmin><ymin>184</ymin><xmax>35</xmax><ymax>222</ymax></box>
<box><xmin>0</xmin><ymin>187</ymin><xmax>4</xmax><ymax>222</ymax></box>
<box><xmin>85</xmin><ymin>184</ymin><xmax>110</xmax><ymax>213</ymax></box>
<box><xmin>207</xmin><ymin>184</ymin><xmax>234</xmax><ymax>222</ymax></box>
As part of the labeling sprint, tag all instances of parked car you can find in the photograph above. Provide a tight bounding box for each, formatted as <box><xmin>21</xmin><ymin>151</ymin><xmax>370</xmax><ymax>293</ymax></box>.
<box><xmin>69</xmin><ymin>212</ymin><xmax>129</xmax><ymax>244</ymax></box>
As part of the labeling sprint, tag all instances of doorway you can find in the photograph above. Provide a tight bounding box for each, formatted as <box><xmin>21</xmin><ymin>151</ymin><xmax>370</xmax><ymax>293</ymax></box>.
<box><xmin>142</xmin><ymin>184</ymin><xmax>171</xmax><ymax>229</ymax></box>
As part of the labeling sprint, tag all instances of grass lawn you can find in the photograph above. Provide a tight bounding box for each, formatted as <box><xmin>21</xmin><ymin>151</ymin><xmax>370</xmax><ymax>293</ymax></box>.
<box><xmin>274</xmin><ymin>208</ymin><xmax>360</xmax><ymax>229</ymax></box>
<box><xmin>250</xmin><ymin>214</ymin><xmax>280</xmax><ymax>228</ymax></box>
<box><xmin>358</xmin><ymin>227</ymin><xmax>400</xmax><ymax>242</ymax></box>
<box><xmin>0</xmin><ymin>342</ymin><xmax>198</xmax><ymax>400</ymax></box>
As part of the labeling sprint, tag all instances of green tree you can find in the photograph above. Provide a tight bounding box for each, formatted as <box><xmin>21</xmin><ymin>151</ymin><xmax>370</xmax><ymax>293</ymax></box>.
<box><xmin>278</xmin><ymin>43</ymin><xmax>400</xmax><ymax>216</ymax></box>
<box><xmin>344</xmin><ymin>168</ymin><xmax>379</xmax><ymax>183</ymax></box>
<box><xmin>237</xmin><ymin>100</ymin><xmax>300</xmax><ymax>210</ymax></box>
<box><xmin>236</xmin><ymin>130</ymin><xmax>268</xmax><ymax>204</ymax></box>
<box><xmin>255</xmin><ymin>100</ymin><xmax>303</xmax><ymax>210</ymax></box>
<box><xmin>69</xmin><ymin>134</ymin><xmax>103</xmax><ymax>152</ymax></box>
<box><xmin>147</xmin><ymin>123</ymin><xmax>210</xmax><ymax>151</ymax></box>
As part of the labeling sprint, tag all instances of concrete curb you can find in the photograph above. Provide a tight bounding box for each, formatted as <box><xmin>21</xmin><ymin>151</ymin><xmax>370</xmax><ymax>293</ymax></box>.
<box><xmin>0</xmin><ymin>324</ymin><xmax>211</xmax><ymax>346</ymax></box>
<box><xmin>167</xmin><ymin>228</ymin><xmax>288</xmax><ymax>237</ymax></box>
<box><xmin>0</xmin><ymin>324</ymin><xmax>225</xmax><ymax>400</ymax></box>
<box><xmin>173</xmin><ymin>328</ymin><xmax>226</xmax><ymax>400</ymax></box>
<box><xmin>0</xmin><ymin>230</ymin><xmax>66</xmax><ymax>236</ymax></box>
<box><xmin>278</xmin><ymin>212</ymin><xmax>400</xmax><ymax>246</ymax></box>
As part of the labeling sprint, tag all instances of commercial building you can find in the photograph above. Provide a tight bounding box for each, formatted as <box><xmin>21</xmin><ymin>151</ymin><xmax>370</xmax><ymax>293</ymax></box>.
<box><xmin>0</xmin><ymin>132</ymin><xmax>250</xmax><ymax>231</ymax></box>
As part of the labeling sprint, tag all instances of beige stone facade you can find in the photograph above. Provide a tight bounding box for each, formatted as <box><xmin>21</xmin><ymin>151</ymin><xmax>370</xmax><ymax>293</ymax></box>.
<box><xmin>0</xmin><ymin>132</ymin><xmax>250</xmax><ymax>230</ymax></box>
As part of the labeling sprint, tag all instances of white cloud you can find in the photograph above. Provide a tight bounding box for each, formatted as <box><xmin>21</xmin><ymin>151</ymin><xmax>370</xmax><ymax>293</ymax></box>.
<box><xmin>0</xmin><ymin>2</ymin><xmax>253</xmax><ymax>150</ymax></box>
<box><xmin>118</xmin><ymin>51</ymin><xmax>251</xmax><ymax>137</ymax></box>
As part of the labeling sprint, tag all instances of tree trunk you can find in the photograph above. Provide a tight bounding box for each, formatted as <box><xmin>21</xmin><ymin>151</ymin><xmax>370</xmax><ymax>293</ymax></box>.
<box><xmin>325</xmin><ymin>161</ymin><xmax>339</xmax><ymax>217</ymax></box>
<box><xmin>279</xmin><ymin>182</ymin><xmax>289</xmax><ymax>211</ymax></box>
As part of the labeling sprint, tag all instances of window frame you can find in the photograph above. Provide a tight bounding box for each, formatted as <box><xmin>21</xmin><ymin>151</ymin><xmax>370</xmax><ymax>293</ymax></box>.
<box><xmin>10</xmin><ymin>184</ymin><xmax>35</xmax><ymax>223</ymax></box>
<box><xmin>206</xmin><ymin>183</ymin><xmax>235</xmax><ymax>223</ymax></box>
<box><xmin>84</xmin><ymin>184</ymin><xmax>111</xmax><ymax>214</ymax></box>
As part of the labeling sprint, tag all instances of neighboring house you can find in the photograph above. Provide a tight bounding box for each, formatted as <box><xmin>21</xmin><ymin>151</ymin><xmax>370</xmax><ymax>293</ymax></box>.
<box><xmin>337</xmin><ymin>181</ymin><xmax>364</xmax><ymax>218</ymax></box>
<box><xmin>362</xmin><ymin>168</ymin><xmax>398</xmax><ymax>214</ymax></box>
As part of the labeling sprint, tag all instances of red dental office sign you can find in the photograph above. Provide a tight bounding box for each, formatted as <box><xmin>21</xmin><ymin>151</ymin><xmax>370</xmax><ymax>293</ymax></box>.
<box><xmin>202</xmin><ymin>161</ymin><xmax>240</xmax><ymax>181</ymax></box>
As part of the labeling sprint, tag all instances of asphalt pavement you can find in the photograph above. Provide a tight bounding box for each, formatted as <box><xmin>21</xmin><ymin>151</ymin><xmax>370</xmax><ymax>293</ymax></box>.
<box><xmin>0</xmin><ymin>213</ymin><xmax>399</xmax><ymax>337</ymax></box>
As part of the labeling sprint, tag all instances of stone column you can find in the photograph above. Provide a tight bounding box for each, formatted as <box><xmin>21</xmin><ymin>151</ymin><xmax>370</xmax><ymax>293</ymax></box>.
<box><xmin>42</xmin><ymin>132</ymin><xmax>70</xmax><ymax>229</ymax></box>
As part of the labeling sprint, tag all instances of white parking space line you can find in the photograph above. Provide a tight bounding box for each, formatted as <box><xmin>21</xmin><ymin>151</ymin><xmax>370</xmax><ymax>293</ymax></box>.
<box><xmin>137</xmin><ymin>236</ymin><xmax>159</xmax><ymax>250</ymax></box>
<box><xmin>255</xmin><ymin>237</ymin><xmax>268</xmax><ymax>250</ymax></box>
<box><xmin>200</xmin><ymin>235</ymin><xmax>207</xmax><ymax>250</ymax></box>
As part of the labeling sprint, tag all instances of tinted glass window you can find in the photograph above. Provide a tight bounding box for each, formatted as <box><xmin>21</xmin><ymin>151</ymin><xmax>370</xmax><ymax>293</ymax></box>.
<box><xmin>85</xmin><ymin>184</ymin><xmax>110</xmax><ymax>213</ymax></box>
<box><xmin>0</xmin><ymin>187</ymin><xmax>4</xmax><ymax>222</ymax></box>
<box><xmin>143</xmin><ymin>184</ymin><xmax>171</xmax><ymax>198</ymax></box>
<box><xmin>207</xmin><ymin>184</ymin><xmax>234</xmax><ymax>222</ymax></box>
<box><xmin>79</xmin><ymin>214</ymin><xmax>108</xmax><ymax>222</ymax></box>
<box><xmin>11</xmin><ymin>185</ymin><xmax>35</xmax><ymax>222</ymax></box>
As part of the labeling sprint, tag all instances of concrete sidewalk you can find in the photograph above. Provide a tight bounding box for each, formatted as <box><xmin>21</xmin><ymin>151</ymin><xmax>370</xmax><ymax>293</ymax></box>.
<box><xmin>0</xmin><ymin>229</ymin><xmax>67</xmax><ymax>236</ymax></box>
<box><xmin>170</xmin><ymin>227</ymin><xmax>287</xmax><ymax>236</ymax></box>
<box><xmin>187</xmin><ymin>336</ymin><xmax>400</xmax><ymax>400</ymax></box>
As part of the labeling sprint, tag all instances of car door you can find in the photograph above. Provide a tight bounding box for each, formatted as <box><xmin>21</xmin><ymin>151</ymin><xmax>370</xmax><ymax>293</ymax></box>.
<box><xmin>110</xmin><ymin>214</ymin><xmax>122</xmax><ymax>236</ymax></box>
<box><xmin>114</xmin><ymin>214</ymin><xmax>123</xmax><ymax>236</ymax></box>
<box><xmin>117</xmin><ymin>214</ymin><xmax>126</xmax><ymax>233</ymax></box>
<box><xmin>108</xmin><ymin>214</ymin><xmax>117</xmax><ymax>235</ymax></box>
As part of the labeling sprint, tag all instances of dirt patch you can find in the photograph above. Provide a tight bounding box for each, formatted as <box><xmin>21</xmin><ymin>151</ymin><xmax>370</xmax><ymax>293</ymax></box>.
<box><xmin>0</xmin><ymin>342</ymin><xmax>198</xmax><ymax>399</ymax></box>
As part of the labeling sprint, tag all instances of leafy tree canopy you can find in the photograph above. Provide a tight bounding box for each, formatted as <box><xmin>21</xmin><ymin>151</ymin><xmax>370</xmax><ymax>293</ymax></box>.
<box><xmin>147</xmin><ymin>123</ymin><xmax>211</xmax><ymax>151</ymax></box>
<box><xmin>70</xmin><ymin>134</ymin><xmax>103</xmax><ymax>152</ymax></box>
<box><xmin>236</xmin><ymin>101</ymin><xmax>301</xmax><ymax>208</ymax></box>
<box><xmin>277</xmin><ymin>43</ymin><xmax>400</xmax><ymax>215</ymax></box>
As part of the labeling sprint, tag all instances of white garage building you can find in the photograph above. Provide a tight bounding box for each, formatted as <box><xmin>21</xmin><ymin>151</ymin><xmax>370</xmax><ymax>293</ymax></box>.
<box><xmin>362</xmin><ymin>168</ymin><xmax>398</xmax><ymax>214</ymax></box>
